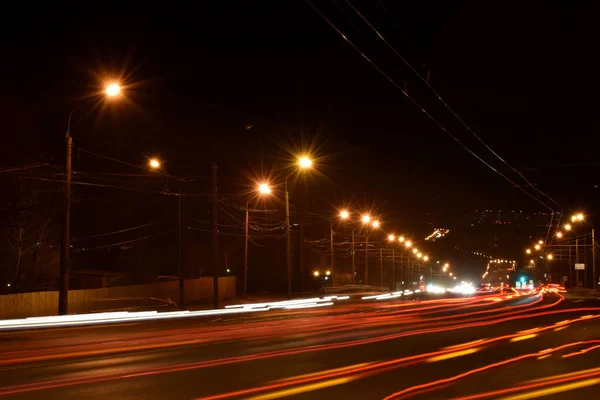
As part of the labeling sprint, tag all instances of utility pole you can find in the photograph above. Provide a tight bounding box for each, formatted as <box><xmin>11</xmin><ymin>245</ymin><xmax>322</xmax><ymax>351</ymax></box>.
<box><xmin>576</xmin><ymin>237</ymin><xmax>579</xmax><ymax>287</ymax></box>
<box><xmin>211</xmin><ymin>162</ymin><xmax>219</xmax><ymax>308</ymax></box>
<box><xmin>300</xmin><ymin>222</ymin><xmax>305</xmax><ymax>292</ymax></box>
<box><xmin>593</xmin><ymin>228</ymin><xmax>597</xmax><ymax>290</ymax></box>
<box><xmin>379</xmin><ymin>247</ymin><xmax>383</xmax><ymax>287</ymax></box>
<box><xmin>59</xmin><ymin>111</ymin><xmax>74</xmax><ymax>316</ymax></box>
<box><xmin>284</xmin><ymin>177</ymin><xmax>292</xmax><ymax>298</ymax></box>
<box><xmin>351</xmin><ymin>228</ymin><xmax>355</xmax><ymax>284</ymax></box>
<box><xmin>391</xmin><ymin>249</ymin><xmax>395</xmax><ymax>291</ymax></box>
<box><xmin>243</xmin><ymin>199</ymin><xmax>249</xmax><ymax>297</ymax></box>
<box><xmin>330</xmin><ymin>221</ymin><xmax>334</xmax><ymax>281</ymax></box>
<box><xmin>178</xmin><ymin>191</ymin><xmax>185</xmax><ymax>310</ymax></box>
<box><xmin>365</xmin><ymin>234</ymin><xmax>369</xmax><ymax>285</ymax></box>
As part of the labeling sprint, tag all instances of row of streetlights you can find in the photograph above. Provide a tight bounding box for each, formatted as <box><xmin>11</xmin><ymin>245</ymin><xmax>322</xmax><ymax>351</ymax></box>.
<box><xmin>524</xmin><ymin>212</ymin><xmax>596</xmax><ymax>289</ymax></box>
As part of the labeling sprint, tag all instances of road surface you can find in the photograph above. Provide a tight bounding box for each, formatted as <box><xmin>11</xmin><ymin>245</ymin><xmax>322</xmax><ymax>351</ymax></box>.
<box><xmin>0</xmin><ymin>291</ymin><xmax>599</xmax><ymax>399</ymax></box>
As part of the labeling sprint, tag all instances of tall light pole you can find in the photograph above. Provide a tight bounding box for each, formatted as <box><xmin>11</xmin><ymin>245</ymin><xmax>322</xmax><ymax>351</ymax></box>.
<box><xmin>569</xmin><ymin>213</ymin><xmax>596</xmax><ymax>289</ymax></box>
<box><xmin>284</xmin><ymin>156</ymin><xmax>312</xmax><ymax>297</ymax></box>
<box><xmin>243</xmin><ymin>183</ymin><xmax>271</xmax><ymax>297</ymax></box>
<box><xmin>58</xmin><ymin>82</ymin><xmax>121</xmax><ymax>315</ymax></box>
<box><xmin>339</xmin><ymin>210</ymin><xmax>353</xmax><ymax>284</ymax></box>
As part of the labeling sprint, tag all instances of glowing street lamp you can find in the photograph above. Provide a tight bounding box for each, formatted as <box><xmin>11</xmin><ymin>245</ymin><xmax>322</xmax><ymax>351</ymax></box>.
<box><xmin>412</xmin><ymin>248</ymin><xmax>418</xmax><ymax>254</ymax></box>
<box><xmin>449</xmin><ymin>272</ymin><xmax>453</xmax><ymax>276</ymax></box>
<box><xmin>398</xmin><ymin>236</ymin><xmax>405</xmax><ymax>243</ymax></box>
<box><xmin>298</xmin><ymin>156</ymin><xmax>312</xmax><ymax>169</ymax></box>
<box><xmin>372</xmin><ymin>220</ymin><xmax>380</xmax><ymax>228</ymax></box>
<box><xmin>526</xmin><ymin>249</ymin><xmax>531</xmax><ymax>254</ymax></box>
<box><xmin>340</xmin><ymin>210</ymin><xmax>349</xmax><ymax>219</ymax></box>
<box><xmin>556</xmin><ymin>231</ymin><xmax>563</xmax><ymax>239</ymax></box>
<box><xmin>388</xmin><ymin>234</ymin><xmax>396</xmax><ymax>242</ymax></box>
<box><xmin>362</xmin><ymin>215</ymin><xmax>371</xmax><ymax>224</ymax></box>
<box><xmin>313</xmin><ymin>271</ymin><xmax>319</xmax><ymax>277</ymax></box>
<box><xmin>258</xmin><ymin>183</ymin><xmax>272</xmax><ymax>195</ymax></box>
<box><xmin>538</xmin><ymin>240</ymin><xmax>544</xmax><ymax>245</ymax></box>
<box><xmin>423</xmin><ymin>256</ymin><xmax>429</xmax><ymax>261</ymax></box>
<box><xmin>149</xmin><ymin>158</ymin><xmax>161</xmax><ymax>169</ymax></box>
<box><xmin>105</xmin><ymin>82</ymin><xmax>121</xmax><ymax>97</ymax></box>
<box><xmin>405</xmin><ymin>240</ymin><xmax>412</xmax><ymax>247</ymax></box>
<box><xmin>547</xmin><ymin>254</ymin><xmax>553</xmax><ymax>260</ymax></box>
<box><xmin>534</xmin><ymin>244</ymin><xmax>541</xmax><ymax>250</ymax></box>
<box><xmin>564</xmin><ymin>224</ymin><xmax>572</xmax><ymax>231</ymax></box>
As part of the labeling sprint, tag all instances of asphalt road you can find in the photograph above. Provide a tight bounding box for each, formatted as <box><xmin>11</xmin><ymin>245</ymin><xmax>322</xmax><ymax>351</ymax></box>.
<box><xmin>0</xmin><ymin>291</ymin><xmax>599</xmax><ymax>399</ymax></box>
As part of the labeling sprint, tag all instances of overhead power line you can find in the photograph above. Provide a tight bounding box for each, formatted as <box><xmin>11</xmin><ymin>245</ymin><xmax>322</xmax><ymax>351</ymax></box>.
<box><xmin>306</xmin><ymin>1</ymin><xmax>558</xmax><ymax>216</ymax></box>
<box><xmin>345</xmin><ymin>0</ymin><xmax>563</xmax><ymax>215</ymax></box>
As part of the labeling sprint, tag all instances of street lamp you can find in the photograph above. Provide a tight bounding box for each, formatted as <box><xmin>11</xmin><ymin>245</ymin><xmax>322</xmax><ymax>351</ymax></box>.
<box><xmin>405</xmin><ymin>240</ymin><xmax>412</xmax><ymax>247</ymax></box>
<box><xmin>547</xmin><ymin>254</ymin><xmax>553</xmax><ymax>260</ymax></box>
<box><xmin>372</xmin><ymin>220</ymin><xmax>380</xmax><ymax>228</ymax></box>
<box><xmin>526</xmin><ymin>249</ymin><xmax>531</xmax><ymax>254</ymax></box>
<box><xmin>340</xmin><ymin>210</ymin><xmax>349</xmax><ymax>219</ymax></box>
<box><xmin>556</xmin><ymin>231</ymin><xmax>563</xmax><ymax>239</ymax></box>
<box><xmin>149</xmin><ymin>158</ymin><xmax>161</xmax><ymax>169</ymax></box>
<box><xmin>58</xmin><ymin>83</ymin><xmax>121</xmax><ymax>316</ymax></box>
<box><xmin>284</xmin><ymin>156</ymin><xmax>312</xmax><ymax>298</ymax></box>
<box><xmin>569</xmin><ymin>212</ymin><xmax>596</xmax><ymax>289</ymax></box>
<box><xmin>105</xmin><ymin>82</ymin><xmax>121</xmax><ymax>97</ymax></box>
<box><xmin>538</xmin><ymin>240</ymin><xmax>544</xmax><ymax>245</ymax></box>
<box><xmin>388</xmin><ymin>234</ymin><xmax>396</xmax><ymax>242</ymax></box>
<box><xmin>243</xmin><ymin>182</ymin><xmax>272</xmax><ymax>297</ymax></box>
<box><xmin>564</xmin><ymin>224</ymin><xmax>572</xmax><ymax>231</ymax></box>
<box><xmin>534</xmin><ymin>244</ymin><xmax>541</xmax><ymax>250</ymax></box>
<box><xmin>398</xmin><ymin>236</ymin><xmax>405</xmax><ymax>243</ymax></box>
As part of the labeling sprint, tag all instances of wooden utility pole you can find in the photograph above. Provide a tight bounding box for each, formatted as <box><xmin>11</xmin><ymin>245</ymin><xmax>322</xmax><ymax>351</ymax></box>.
<box><xmin>212</xmin><ymin>162</ymin><xmax>219</xmax><ymax>308</ymax></box>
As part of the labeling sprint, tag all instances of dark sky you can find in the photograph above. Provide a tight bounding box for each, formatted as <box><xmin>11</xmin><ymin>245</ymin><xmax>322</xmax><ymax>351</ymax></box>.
<box><xmin>2</xmin><ymin>1</ymin><xmax>600</xmax><ymax>271</ymax></box>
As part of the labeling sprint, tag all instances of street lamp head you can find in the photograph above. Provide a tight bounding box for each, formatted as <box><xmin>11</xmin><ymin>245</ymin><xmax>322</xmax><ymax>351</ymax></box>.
<box><xmin>538</xmin><ymin>240</ymin><xmax>544</xmax><ymax>245</ymax></box>
<box><xmin>258</xmin><ymin>183</ymin><xmax>271</xmax><ymax>195</ymax></box>
<box><xmin>313</xmin><ymin>271</ymin><xmax>319</xmax><ymax>277</ymax></box>
<box><xmin>398</xmin><ymin>236</ymin><xmax>405</xmax><ymax>243</ymax></box>
<box><xmin>449</xmin><ymin>272</ymin><xmax>453</xmax><ymax>276</ymax></box>
<box><xmin>362</xmin><ymin>215</ymin><xmax>371</xmax><ymax>224</ymax></box>
<box><xmin>547</xmin><ymin>254</ymin><xmax>553</xmax><ymax>260</ymax></box>
<box><xmin>576</xmin><ymin>213</ymin><xmax>584</xmax><ymax>221</ymax></box>
<box><xmin>423</xmin><ymin>256</ymin><xmax>429</xmax><ymax>261</ymax></box>
<box><xmin>564</xmin><ymin>224</ymin><xmax>572</xmax><ymax>231</ymax></box>
<box><xmin>388</xmin><ymin>234</ymin><xmax>395</xmax><ymax>242</ymax></box>
<box><xmin>405</xmin><ymin>240</ymin><xmax>412</xmax><ymax>247</ymax></box>
<box><xmin>453</xmin><ymin>276</ymin><xmax>457</xmax><ymax>280</ymax></box>
<box><xmin>340</xmin><ymin>210</ymin><xmax>349</xmax><ymax>219</ymax></box>
<box><xmin>417</xmin><ymin>254</ymin><xmax>423</xmax><ymax>259</ymax></box>
<box><xmin>556</xmin><ymin>232</ymin><xmax>563</xmax><ymax>238</ymax></box>
<box><xmin>372</xmin><ymin>220</ymin><xmax>380</xmax><ymax>228</ymax></box>
<box><xmin>534</xmin><ymin>244</ymin><xmax>541</xmax><ymax>250</ymax></box>
<box><xmin>149</xmin><ymin>158</ymin><xmax>160</xmax><ymax>169</ymax></box>
<box><xmin>105</xmin><ymin>82</ymin><xmax>121</xmax><ymax>97</ymax></box>
<box><xmin>298</xmin><ymin>156</ymin><xmax>312</xmax><ymax>169</ymax></box>
<box><xmin>412</xmin><ymin>248</ymin><xmax>418</xmax><ymax>254</ymax></box>
<box><xmin>526</xmin><ymin>249</ymin><xmax>531</xmax><ymax>254</ymax></box>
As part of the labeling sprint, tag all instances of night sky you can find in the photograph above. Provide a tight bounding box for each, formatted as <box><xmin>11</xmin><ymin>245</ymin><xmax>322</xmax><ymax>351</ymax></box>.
<box><xmin>2</xmin><ymin>1</ymin><xmax>600</xmax><ymax>286</ymax></box>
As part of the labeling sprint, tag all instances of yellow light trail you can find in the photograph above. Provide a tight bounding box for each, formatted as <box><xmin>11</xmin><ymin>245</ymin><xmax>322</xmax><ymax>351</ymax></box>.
<box><xmin>271</xmin><ymin>362</ymin><xmax>372</xmax><ymax>383</ymax></box>
<box><xmin>498</xmin><ymin>378</ymin><xmax>600</xmax><ymax>400</ymax></box>
<box><xmin>509</xmin><ymin>334</ymin><xmax>537</xmax><ymax>342</ymax></box>
<box><xmin>427</xmin><ymin>347</ymin><xmax>480</xmax><ymax>362</ymax></box>
<box><xmin>247</xmin><ymin>377</ymin><xmax>352</xmax><ymax>400</ymax></box>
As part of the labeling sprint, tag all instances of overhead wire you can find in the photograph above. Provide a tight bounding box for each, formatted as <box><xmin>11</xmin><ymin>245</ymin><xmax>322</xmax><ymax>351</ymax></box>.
<box><xmin>345</xmin><ymin>0</ymin><xmax>563</xmax><ymax>239</ymax></box>
<box><xmin>305</xmin><ymin>0</ymin><xmax>557</xmax><ymax>216</ymax></box>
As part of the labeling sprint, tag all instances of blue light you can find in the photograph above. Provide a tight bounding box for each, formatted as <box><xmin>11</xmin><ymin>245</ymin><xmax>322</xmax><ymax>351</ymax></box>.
<box><xmin>520</xmin><ymin>276</ymin><xmax>526</xmax><ymax>283</ymax></box>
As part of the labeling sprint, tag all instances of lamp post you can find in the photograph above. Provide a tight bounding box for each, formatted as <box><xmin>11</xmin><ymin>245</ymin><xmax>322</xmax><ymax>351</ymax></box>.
<box><xmin>58</xmin><ymin>82</ymin><xmax>121</xmax><ymax>315</ymax></box>
<box><xmin>569</xmin><ymin>213</ymin><xmax>596</xmax><ymax>289</ymax></box>
<box><xmin>284</xmin><ymin>156</ymin><xmax>312</xmax><ymax>297</ymax></box>
<box><xmin>243</xmin><ymin>183</ymin><xmax>271</xmax><ymax>297</ymax></box>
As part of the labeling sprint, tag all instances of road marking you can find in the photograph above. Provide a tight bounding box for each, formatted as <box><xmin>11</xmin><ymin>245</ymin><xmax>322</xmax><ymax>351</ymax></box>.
<box><xmin>246</xmin><ymin>377</ymin><xmax>352</xmax><ymax>400</ymax></box>
<box><xmin>509</xmin><ymin>334</ymin><xmax>537</xmax><ymax>342</ymax></box>
<box><xmin>427</xmin><ymin>348</ymin><xmax>480</xmax><ymax>362</ymax></box>
<box><xmin>271</xmin><ymin>362</ymin><xmax>372</xmax><ymax>383</ymax></box>
<box><xmin>442</xmin><ymin>339</ymin><xmax>485</xmax><ymax>350</ymax></box>
<box><xmin>498</xmin><ymin>378</ymin><xmax>600</xmax><ymax>400</ymax></box>
<box><xmin>523</xmin><ymin>366</ymin><xmax>600</xmax><ymax>384</ymax></box>
<box><xmin>554</xmin><ymin>326</ymin><xmax>568</xmax><ymax>332</ymax></box>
